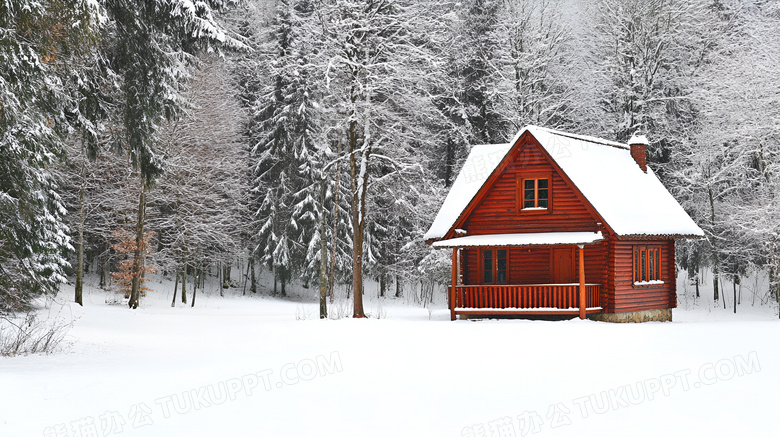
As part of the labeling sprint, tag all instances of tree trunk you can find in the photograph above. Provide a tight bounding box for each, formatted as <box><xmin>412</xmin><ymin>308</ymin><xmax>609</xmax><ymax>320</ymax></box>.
<box><xmin>281</xmin><ymin>274</ymin><xmax>286</xmax><ymax>297</ymax></box>
<box><xmin>194</xmin><ymin>265</ymin><xmax>199</xmax><ymax>296</ymax></box>
<box><xmin>99</xmin><ymin>255</ymin><xmax>106</xmax><ymax>289</ymax></box>
<box><xmin>242</xmin><ymin>257</ymin><xmax>251</xmax><ymax>296</ymax></box>
<box><xmin>348</xmin><ymin>116</ymin><xmax>367</xmax><ymax>319</ymax></box>
<box><xmin>444</xmin><ymin>137</ymin><xmax>455</xmax><ymax>187</ymax></box>
<box><xmin>129</xmin><ymin>177</ymin><xmax>146</xmax><ymax>310</ymax></box>
<box><xmin>773</xmin><ymin>265</ymin><xmax>780</xmax><ymax>320</ymax></box>
<box><xmin>75</xmin><ymin>160</ymin><xmax>86</xmax><ymax>306</ymax></box>
<box><xmin>171</xmin><ymin>269</ymin><xmax>179</xmax><ymax>307</ymax></box>
<box><xmin>319</xmin><ymin>180</ymin><xmax>328</xmax><ymax>319</ymax></box>
<box><xmin>733</xmin><ymin>274</ymin><xmax>738</xmax><ymax>314</ymax></box>
<box><xmin>219</xmin><ymin>261</ymin><xmax>224</xmax><ymax>297</ymax></box>
<box><xmin>328</xmin><ymin>133</ymin><xmax>342</xmax><ymax>304</ymax></box>
<box><xmin>708</xmin><ymin>186</ymin><xmax>719</xmax><ymax>302</ymax></box>
<box><xmin>395</xmin><ymin>274</ymin><xmax>402</xmax><ymax>298</ymax></box>
<box><xmin>250</xmin><ymin>258</ymin><xmax>257</xmax><ymax>294</ymax></box>
<box><xmin>695</xmin><ymin>275</ymin><xmax>700</xmax><ymax>299</ymax></box>
<box><xmin>191</xmin><ymin>276</ymin><xmax>197</xmax><ymax>307</ymax></box>
<box><xmin>223</xmin><ymin>263</ymin><xmax>231</xmax><ymax>289</ymax></box>
<box><xmin>273</xmin><ymin>269</ymin><xmax>277</xmax><ymax>296</ymax></box>
<box><xmin>379</xmin><ymin>272</ymin><xmax>386</xmax><ymax>298</ymax></box>
<box><xmin>181</xmin><ymin>264</ymin><xmax>187</xmax><ymax>304</ymax></box>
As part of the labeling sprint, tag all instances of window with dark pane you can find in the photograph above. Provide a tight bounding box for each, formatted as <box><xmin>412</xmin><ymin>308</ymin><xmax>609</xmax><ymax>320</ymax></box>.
<box><xmin>524</xmin><ymin>179</ymin><xmax>535</xmax><ymax>208</ymax></box>
<box><xmin>520</xmin><ymin>177</ymin><xmax>550</xmax><ymax>210</ymax></box>
<box><xmin>496</xmin><ymin>250</ymin><xmax>507</xmax><ymax>283</ymax></box>
<box><xmin>538</xmin><ymin>179</ymin><xmax>548</xmax><ymax>208</ymax></box>
<box><xmin>634</xmin><ymin>248</ymin><xmax>640</xmax><ymax>282</ymax></box>
<box><xmin>483</xmin><ymin>250</ymin><xmax>493</xmax><ymax>283</ymax></box>
<box><xmin>634</xmin><ymin>246</ymin><xmax>661</xmax><ymax>285</ymax></box>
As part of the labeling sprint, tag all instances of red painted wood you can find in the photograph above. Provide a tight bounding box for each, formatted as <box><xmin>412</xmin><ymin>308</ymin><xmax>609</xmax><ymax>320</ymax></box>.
<box><xmin>458</xmin><ymin>136</ymin><xmax>603</xmax><ymax>236</ymax></box>
<box><xmin>579</xmin><ymin>245</ymin><xmax>586</xmax><ymax>319</ymax></box>
<box><xmin>453</xmin><ymin>284</ymin><xmax>601</xmax><ymax>310</ymax></box>
<box><xmin>608</xmin><ymin>239</ymin><xmax>676</xmax><ymax>313</ymax></box>
<box><xmin>440</xmin><ymin>131</ymin><xmax>681</xmax><ymax>319</ymax></box>
<box><xmin>552</xmin><ymin>247</ymin><xmax>575</xmax><ymax>283</ymax></box>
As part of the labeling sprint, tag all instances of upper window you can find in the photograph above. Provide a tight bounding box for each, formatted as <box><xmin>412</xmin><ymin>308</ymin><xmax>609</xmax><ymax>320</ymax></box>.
<box><xmin>634</xmin><ymin>246</ymin><xmax>661</xmax><ymax>284</ymax></box>
<box><xmin>483</xmin><ymin>249</ymin><xmax>508</xmax><ymax>284</ymax></box>
<box><xmin>517</xmin><ymin>174</ymin><xmax>551</xmax><ymax>213</ymax></box>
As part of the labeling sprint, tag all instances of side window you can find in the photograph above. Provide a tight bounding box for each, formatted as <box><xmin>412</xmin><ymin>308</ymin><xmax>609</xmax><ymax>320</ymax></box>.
<box><xmin>634</xmin><ymin>246</ymin><xmax>661</xmax><ymax>284</ymax></box>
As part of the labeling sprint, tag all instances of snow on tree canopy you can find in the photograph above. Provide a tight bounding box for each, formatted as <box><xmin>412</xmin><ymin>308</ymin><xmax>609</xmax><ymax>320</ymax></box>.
<box><xmin>424</xmin><ymin>126</ymin><xmax>705</xmax><ymax>241</ymax></box>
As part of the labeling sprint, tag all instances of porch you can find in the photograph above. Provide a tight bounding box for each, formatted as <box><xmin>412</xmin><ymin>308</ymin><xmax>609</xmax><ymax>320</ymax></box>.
<box><xmin>433</xmin><ymin>231</ymin><xmax>606</xmax><ymax>320</ymax></box>
<box><xmin>449</xmin><ymin>283</ymin><xmax>602</xmax><ymax>318</ymax></box>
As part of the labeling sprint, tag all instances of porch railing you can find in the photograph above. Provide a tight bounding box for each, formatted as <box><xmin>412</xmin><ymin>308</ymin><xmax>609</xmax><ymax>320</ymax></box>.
<box><xmin>451</xmin><ymin>284</ymin><xmax>601</xmax><ymax>310</ymax></box>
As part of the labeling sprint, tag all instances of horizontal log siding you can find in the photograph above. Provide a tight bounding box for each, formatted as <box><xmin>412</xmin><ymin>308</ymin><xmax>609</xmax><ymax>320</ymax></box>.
<box><xmin>583</xmin><ymin>241</ymin><xmax>609</xmax><ymax>308</ymax></box>
<box><xmin>463</xmin><ymin>139</ymin><xmax>599</xmax><ymax>235</ymax></box>
<box><xmin>609</xmin><ymin>239</ymin><xmax>676</xmax><ymax>313</ymax></box>
<box><xmin>463</xmin><ymin>247</ymin><xmax>551</xmax><ymax>285</ymax></box>
<box><xmin>461</xmin><ymin>242</ymin><xmax>607</xmax><ymax>289</ymax></box>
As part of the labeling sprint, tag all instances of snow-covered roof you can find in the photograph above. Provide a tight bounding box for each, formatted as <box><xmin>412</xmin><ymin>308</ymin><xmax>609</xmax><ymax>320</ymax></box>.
<box><xmin>431</xmin><ymin>232</ymin><xmax>604</xmax><ymax>248</ymax></box>
<box><xmin>424</xmin><ymin>143</ymin><xmax>512</xmax><ymax>240</ymax></box>
<box><xmin>424</xmin><ymin>125</ymin><xmax>705</xmax><ymax>242</ymax></box>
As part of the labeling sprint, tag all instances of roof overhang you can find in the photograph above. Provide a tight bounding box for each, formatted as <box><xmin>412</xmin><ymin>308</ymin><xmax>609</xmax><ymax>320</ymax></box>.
<box><xmin>431</xmin><ymin>232</ymin><xmax>604</xmax><ymax>249</ymax></box>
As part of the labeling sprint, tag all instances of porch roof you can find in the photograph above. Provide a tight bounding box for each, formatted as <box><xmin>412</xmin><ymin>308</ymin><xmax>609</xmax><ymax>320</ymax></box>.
<box><xmin>431</xmin><ymin>231</ymin><xmax>603</xmax><ymax>248</ymax></box>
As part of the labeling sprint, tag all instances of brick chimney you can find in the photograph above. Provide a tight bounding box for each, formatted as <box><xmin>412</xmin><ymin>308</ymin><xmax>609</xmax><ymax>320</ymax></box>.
<box><xmin>628</xmin><ymin>134</ymin><xmax>649</xmax><ymax>173</ymax></box>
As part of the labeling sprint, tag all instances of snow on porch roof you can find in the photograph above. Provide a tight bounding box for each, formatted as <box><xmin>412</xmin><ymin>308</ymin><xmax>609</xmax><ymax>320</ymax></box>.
<box><xmin>424</xmin><ymin>125</ymin><xmax>705</xmax><ymax>241</ymax></box>
<box><xmin>431</xmin><ymin>232</ymin><xmax>604</xmax><ymax>248</ymax></box>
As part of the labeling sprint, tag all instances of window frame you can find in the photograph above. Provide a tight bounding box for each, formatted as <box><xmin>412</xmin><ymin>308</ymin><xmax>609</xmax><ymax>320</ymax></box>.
<box><xmin>516</xmin><ymin>172</ymin><xmax>552</xmax><ymax>214</ymax></box>
<box><xmin>481</xmin><ymin>248</ymin><xmax>509</xmax><ymax>284</ymax></box>
<box><xmin>633</xmin><ymin>245</ymin><xmax>662</xmax><ymax>286</ymax></box>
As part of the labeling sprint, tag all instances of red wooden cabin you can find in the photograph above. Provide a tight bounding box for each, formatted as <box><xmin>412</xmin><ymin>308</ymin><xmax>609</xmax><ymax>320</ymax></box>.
<box><xmin>425</xmin><ymin>126</ymin><xmax>704</xmax><ymax>322</ymax></box>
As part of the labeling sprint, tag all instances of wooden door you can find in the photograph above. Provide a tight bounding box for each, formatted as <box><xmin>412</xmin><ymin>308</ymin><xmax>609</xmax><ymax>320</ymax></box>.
<box><xmin>552</xmin><ymin>247</ymin><xmax>574</xmax><ymax>283</ymax></box>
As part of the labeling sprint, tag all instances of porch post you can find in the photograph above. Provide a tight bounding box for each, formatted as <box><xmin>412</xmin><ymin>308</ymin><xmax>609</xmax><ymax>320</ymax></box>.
<box><xmin>578</xmin><ymin>245</ymin><xmax>586</xmax><ymax>319</ymax></box>
<box><xmin>450</xmin><ymin>248</ymin><xmax>457</xmax><ymax>321</ymax></box>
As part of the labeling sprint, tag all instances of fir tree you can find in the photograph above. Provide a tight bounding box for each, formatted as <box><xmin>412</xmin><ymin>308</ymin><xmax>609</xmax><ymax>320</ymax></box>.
<box><xmin>249</xmin><ymin>0</ymin><xmax>322</xmax><ymax>296</ymax></box>
<box><xmin>0</xmin><ymin>0</ymin><xmax>99</xmax><ymax>312</ymax></box>
<box><xmin>101</xmin><ymin>0</ymin><xmax>244</xmax><ymax>308</ymax></box>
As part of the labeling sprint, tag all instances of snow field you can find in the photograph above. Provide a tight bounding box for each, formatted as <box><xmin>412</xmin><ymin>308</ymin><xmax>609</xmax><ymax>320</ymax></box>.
<box><xmin>0</xmin><ymin>275</ymin><xmax>777</xmax><ymax>437</ymax></box>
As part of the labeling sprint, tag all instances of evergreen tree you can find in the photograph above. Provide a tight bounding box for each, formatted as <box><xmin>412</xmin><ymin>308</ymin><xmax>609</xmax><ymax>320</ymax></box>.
<box><xmin>101</xmin><ymin>0</ymin><xmax>243</xmax><ymax>308</ymax></box>
<box><xmin>249</xmin><ymin>0</ymin><xmax>322</xmax><ymax>296</ymax></box>
<box><xmin>458</xmin><ymin>0</ymin><xmax>506</xmax><ymax>144</ymax></box>
<box><xmin>0</xmin><ymin>0</ymin><xmax>99</xmax><ymax>312</ymax></box>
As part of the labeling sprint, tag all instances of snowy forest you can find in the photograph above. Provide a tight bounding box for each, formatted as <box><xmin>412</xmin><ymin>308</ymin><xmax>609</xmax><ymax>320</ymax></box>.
<box><xmin>2</xmin><ymin>0</ymin><xmax>780</xmax><ymax>318</ymax></box>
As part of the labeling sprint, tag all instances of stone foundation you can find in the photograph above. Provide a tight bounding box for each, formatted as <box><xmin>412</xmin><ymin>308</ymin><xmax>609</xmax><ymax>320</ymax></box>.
<box><xmin>588</xmin><ymin>308</ymin><xmax>672</xmax><ymax>323</ymax></box>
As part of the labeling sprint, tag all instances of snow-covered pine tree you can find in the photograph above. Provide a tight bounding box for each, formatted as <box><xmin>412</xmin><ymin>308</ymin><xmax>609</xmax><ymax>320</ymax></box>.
<box><xmin>101</xmin><ymin>0</ymin><xmax>244</xmax><ymax>308</ymax></box>
<box><xmin>458</xmin><ymin>0</ymin><xmax>506</xmax><ymax>145</ymax></box>
<box><xmin>429</xmin><ymin>0</ymin><xmax>505</xmax><ymax>188</ymax></box>
<box><xmin>0</xmin><ymin>0</ymin><xmax>100</xmax><ymax>312</ymax></box>
<box><xmin>248</xmin><ymin>0</ymin><xmax>323</xmax><ymax>297</ymax></box>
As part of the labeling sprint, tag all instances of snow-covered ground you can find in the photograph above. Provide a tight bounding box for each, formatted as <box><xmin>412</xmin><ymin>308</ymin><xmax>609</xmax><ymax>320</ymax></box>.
<box><xmin>1</xmin><ymin>274</ymin><xmax>778</xmax><ymax>437</ymax></box>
